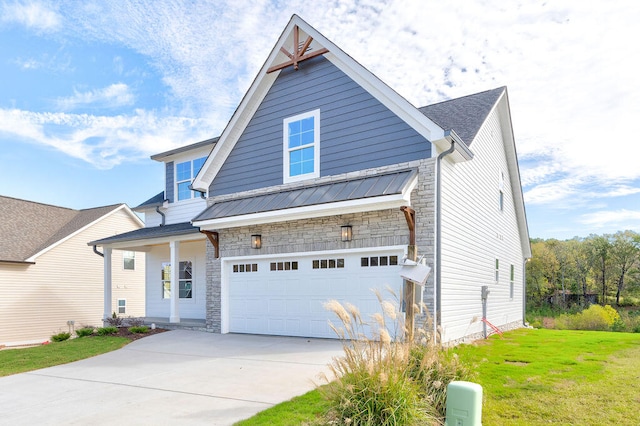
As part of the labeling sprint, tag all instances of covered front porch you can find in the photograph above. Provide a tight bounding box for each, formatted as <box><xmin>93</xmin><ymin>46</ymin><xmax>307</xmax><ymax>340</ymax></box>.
<box><xmin>88</xmin><ymin>222</ymin><xmax>209</xmax><ymax>326</ymax></box>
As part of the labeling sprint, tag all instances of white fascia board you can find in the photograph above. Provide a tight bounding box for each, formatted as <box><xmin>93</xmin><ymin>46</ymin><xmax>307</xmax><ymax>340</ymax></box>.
<box><xmin>497</xmin><ymin>92</ymin><xmax>531</xmax><ymax>258</ymax></box>
<box><xmin>195</xmin><ymin>193</ymin><xmax>411</xmax><ymax>231</ymax></box>
<box><xmin>193</xmin><ymin>17</ymin><xmax>302</xmax><ymax>192</ymax></box>
<box><xmin>159</xmin><ymin>144</ymin><xmax>214</xmax><ymax>165</ymax></box>
<box><xmin>324</xmin><ymin>52</ymin><xmax>445</xmax><ymax>143</ymax></box>
<box><xmin>193</xmin><ymin>14</ymin><xmax>444</xmax><ymax>191</ymax></box>
<box><xmin>27</xmin><ymin>205</ymin><xmax>142</xmax><ymax>262</ymax></box>
<box><xmin>96</xmin><ymin>233</ymin><xmax>206</xmax><ymax>251</ymax></box>
<box><xmin>192</xmin><ymin>71</ymin><xmax>279</xmax><ymax>192</ymax></box>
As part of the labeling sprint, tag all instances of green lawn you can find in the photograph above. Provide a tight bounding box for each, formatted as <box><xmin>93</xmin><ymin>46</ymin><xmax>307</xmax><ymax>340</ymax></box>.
<box><xmin>455</xmin><ymin>328</ymin><xmax>640</xmax><ymax>425</ymax></box>
<box><xmin>236</xmin><ymin>329</ymin><xmax>640</xmax><ymax>425</ymax></box>
<box><xmin>0</xmin><ymin>336</ymin><xmax>130</xmax><ymax>377</ymax></box>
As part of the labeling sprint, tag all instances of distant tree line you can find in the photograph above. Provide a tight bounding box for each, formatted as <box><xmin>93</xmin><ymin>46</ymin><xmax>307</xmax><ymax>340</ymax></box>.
<box><xmin>527</xmin><ymin>231</ymin><xmax>640</xmax><ymax>308</ymax></box>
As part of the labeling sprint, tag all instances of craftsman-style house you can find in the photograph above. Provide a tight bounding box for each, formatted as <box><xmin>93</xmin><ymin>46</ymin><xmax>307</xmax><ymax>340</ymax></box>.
<box><xmin>91</xmin><ymin>15</ymin><xmax>530</xmax><ymax>344</ymax></box>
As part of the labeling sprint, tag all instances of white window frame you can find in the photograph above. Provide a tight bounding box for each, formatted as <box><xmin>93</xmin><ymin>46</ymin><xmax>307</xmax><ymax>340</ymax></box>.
<box><xmin>175</xmin><ymin>157</ymin><xmax>207</xmax><ymax>201</ymax></box>
<box><xmin>499</xmin><ymin>171</ymin><xmax>505</xmax><ymax>211</ymax></box>
<box><xmin>117</xmin><ymin>298</ymin><xmax>126</xmax><ymax>314</ymax></box>
<box><xmin>160</xmin><ymin>261</ymin><xmax>194</xmax><ymax>299</ymax></box>
<box><xmin>283</xmin><ymin>109</ymin><xmax>320</xmax><ymax>183</ymax></box>
<box><xmin>123</xmin><ymin>251</ymin><xmax>135</xmax><ymax>270</ymax></box>
<box><xmin>510</xmin><ymin>264</ymin><xmax>515</xmax><ymax>299</ymax></box>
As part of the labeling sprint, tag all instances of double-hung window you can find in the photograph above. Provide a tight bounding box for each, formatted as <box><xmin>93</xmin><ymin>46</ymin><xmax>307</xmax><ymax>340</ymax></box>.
<box><xmin>176</xmin><ymin>157</ymin><xmax>207</xmax><ymax>201</ymax></box>
<box><xmin>123</xmin><ymin>251</ymin><xmax>135</xmax><ymax>270</ymax></box>
<box><xmin>161</xmin><ymin>261</ymin><xmax>193</xmax><ymax>299</ymax></box>
<box><xmin>283</xmin><ymin>109</ymin><xmax>320</xmax><ymax>183</ymax></box>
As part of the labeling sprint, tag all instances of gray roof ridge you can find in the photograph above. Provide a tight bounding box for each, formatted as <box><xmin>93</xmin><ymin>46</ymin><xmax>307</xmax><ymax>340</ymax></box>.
<box><xmin>0</xmin><ymin>194</ymin><xmax>77</xmax><ymax>213</ymax></box>
<box><xmin>418</xmin><ymin>86</ymin><xmax>506</xmax><ymax>110</ymax></box>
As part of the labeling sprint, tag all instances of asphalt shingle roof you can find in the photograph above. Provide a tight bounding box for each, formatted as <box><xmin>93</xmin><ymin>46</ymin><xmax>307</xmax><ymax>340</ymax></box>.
<box><xmin>0</xmin><ymin>196</ymin><xmax>123</xmax><ymax>263</ymax></box>
<box><xmin>419</xmin><ymin>86</ymin><xmax>505</xmax><ymax>146</ymax></box>
<box><xmin>135</xmin><ymin>192</ymin><xmax>165</xmax><ymax>210</ymax></box>
<box><xmin>89</xmin><ymin>222</ymin><xmax>200</xmax><ymax>246</ymax></box>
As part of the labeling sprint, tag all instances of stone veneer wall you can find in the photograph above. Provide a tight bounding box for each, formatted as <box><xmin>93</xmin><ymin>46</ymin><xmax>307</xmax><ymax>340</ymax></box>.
<box><xmin>204</xmin><ymin>158</ymin><xmax>436</xmax><ymax>333</ymax></box>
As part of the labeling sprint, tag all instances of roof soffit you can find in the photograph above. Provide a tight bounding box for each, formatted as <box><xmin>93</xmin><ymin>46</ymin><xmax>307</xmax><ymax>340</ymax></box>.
<box><xmin>192</xmin><ymin>14</ymin><xmax>445</xmax><ymax>192</ymax></box>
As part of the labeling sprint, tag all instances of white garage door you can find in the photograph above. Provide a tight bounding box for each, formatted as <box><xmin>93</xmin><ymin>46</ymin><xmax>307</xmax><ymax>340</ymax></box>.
<box><xmin>227</xmin><ymin>249</ymin><xmax>405</xmax><ymax>339</ymax></box>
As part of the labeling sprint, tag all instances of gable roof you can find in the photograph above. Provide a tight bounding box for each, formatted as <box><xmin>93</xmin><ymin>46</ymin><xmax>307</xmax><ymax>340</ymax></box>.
<box><xmin>191</xmin><ymin>14</ymin><xmax>470</xmax><ymax>193</ymax></box>
<box><xmin>419</xmin><ymin>87</ymin><xmax>506</xmax><ymax>146</ymax></box>
<box><xmin>134</xmin><ymin>191</ymin><xmax>166</xmax><ymax>210</ymax></box>
<box><xmin>0</xmin><ymin>196</ymin><xmax>142</xmax><ymax>263</ymax></box>
<box><xmin>150</xmin><ymin>137</ymin><xmax>218</xmax><ymax>162</ymax></box>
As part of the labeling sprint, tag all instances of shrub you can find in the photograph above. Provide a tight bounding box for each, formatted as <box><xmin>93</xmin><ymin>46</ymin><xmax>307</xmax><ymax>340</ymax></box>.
<box><xmin>105</xmin><ymin>312</ymin><xmax>124</xmax><ymax>327</ymax></box>
<box><xmin>75</xmin><ymin>327</ymin><xmax>95</xmax><ymax>337</ymax></box>
<box><xmin>97</xmin><ymin>326</ymin><xmax>118</xmax><ymax>335</ymax></box>
<box><xmin>128</xmin><ymin>325</ymin><xmax>149</xmax><ymax>334</ymax></box>
<box><xmin>124</xmin><ymin>317</ymin><xmax>145</xmax><ymax>327</ymax></box>
<box><xmin>321</xmin><ymin>293</ymin><xmax>468</xmax><ymax>425</ymax></box>
<box><xmin>51</xmin><ymin>332</ymin><xmax>71</xmax><ymax>342</ymax></box>
<box><xmin>555</xmin><ymin>305</ymin><xmax>621</xmax><ymax>331</ymax></box>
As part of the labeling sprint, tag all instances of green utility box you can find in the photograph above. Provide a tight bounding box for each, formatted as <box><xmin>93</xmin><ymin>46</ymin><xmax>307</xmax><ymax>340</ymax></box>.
<box><xmin>444</xmin><ymin>381</ymin><xmax>483</xmax><ymax>426</ymax></box>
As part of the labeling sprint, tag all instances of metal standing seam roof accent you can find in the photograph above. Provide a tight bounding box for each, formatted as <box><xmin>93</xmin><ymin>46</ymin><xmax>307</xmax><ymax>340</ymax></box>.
<box><xmin>193</xmin><ymin>169</ymin><xmax>417</xmax><ymax>222</ymax></box>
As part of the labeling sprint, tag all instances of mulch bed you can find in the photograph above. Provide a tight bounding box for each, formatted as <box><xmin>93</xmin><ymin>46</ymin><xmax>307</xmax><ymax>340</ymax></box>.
<box><xmin>114</xmin><ymin>327</ymin><xmax>169</xmax><ymax>341</ymax></box>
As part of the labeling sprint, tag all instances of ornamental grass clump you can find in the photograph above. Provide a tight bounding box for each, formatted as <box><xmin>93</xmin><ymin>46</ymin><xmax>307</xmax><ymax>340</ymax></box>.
<box><xmin>321</xmin><ymin>290</ymin><xmax>469</xmax><ymax>425</ymax></box>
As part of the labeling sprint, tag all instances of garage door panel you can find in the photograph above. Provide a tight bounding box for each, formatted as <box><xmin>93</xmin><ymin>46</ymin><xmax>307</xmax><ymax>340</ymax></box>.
<box><xmin>228</xmin><ymin>250</ymin><xmax>404</xmax><ymax>338</ymax></box>
<box><xmin>268</xmin><ymin>298</ymin><xmax>286</xmax><ymax>314</ymax></box>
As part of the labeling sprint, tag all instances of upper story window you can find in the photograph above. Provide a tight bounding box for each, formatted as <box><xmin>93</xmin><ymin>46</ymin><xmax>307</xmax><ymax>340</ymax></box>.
<box><xmin>176</xmin><ymin>157</ymin><xmax>207</xmax><ymax>201</ymax></box>
<box><xmin>283</xmin><ymin>109</ymin><xmax>320</xmax><ymax>183</ymax></box>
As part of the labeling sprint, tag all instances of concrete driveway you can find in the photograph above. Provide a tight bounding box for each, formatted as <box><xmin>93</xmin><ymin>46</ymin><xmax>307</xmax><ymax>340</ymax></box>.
<box><xmin>0</xmin><ymin>330</ymin><xmax>344</xmax><ymax>425</ymax></box>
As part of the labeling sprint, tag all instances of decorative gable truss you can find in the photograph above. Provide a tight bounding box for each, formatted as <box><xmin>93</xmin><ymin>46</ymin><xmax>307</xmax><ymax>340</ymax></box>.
<box><xmin>191</xmin><ymin>15</ymin><xmax>473</xmax><ymax>195</ymax></box>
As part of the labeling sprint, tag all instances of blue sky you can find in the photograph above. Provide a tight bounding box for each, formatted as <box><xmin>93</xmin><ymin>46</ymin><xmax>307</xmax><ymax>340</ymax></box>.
<box><xmin>0</xmin><ymin>0</ymin><xmax>639</xmax><ymax>240</ymax></box>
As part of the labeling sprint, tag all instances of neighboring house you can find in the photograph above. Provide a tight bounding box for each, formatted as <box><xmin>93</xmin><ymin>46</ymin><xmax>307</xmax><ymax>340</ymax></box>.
<box><xmin>0</xmin><ymin>196</ymin><xmax>145</xmax><ymax>346</ymax></box>
<box><xmin>92</xmin><ymin>15</ymin><xmax>530</xmax><ymax>344</ymax></box>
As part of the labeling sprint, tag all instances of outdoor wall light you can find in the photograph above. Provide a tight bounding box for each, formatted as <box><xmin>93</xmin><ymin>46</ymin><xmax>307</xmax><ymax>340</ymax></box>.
<box><xmin>251</xmin><ymin>234</ymin><xmax>262</xmax><ymax>249</ymax></box>
<box><xmin>341</xmin><ymin>225</ymin><xmax>352</xmax><ymax>242</ymax></box>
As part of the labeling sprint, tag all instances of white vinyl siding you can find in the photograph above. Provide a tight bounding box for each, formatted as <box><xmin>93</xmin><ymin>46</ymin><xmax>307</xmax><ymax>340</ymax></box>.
<box><xmin>438</xmin><ymin>106</ymin><xmax>525</xmax><ymax>343</ymax></box>
<box><xmin>145</xmin><ymin>240</ymin><xmax>207</xmax><ymax>319</ymax></box>
<box><xmin>0</xmin><ymin>209</ymin><xmax>145</xmax><ymax>346</ymax></box>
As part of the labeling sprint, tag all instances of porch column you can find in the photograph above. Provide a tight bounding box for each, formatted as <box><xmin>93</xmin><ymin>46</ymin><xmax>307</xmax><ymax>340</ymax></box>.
<box><xmin>170</xmin><ymin>240</ymin><xmax>180</xmax><ymax>323</ymax></box>
<box><xmin>103</xmin><ymin>247</ymin><xmax>112</xmax><ymax>321</ymax></box>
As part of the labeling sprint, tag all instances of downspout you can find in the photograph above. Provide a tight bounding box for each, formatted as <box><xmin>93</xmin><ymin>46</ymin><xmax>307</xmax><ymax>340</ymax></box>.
<box><xmin>156</xmin><ymin>205</ymin><xmax>166</xmax><ymax>227</ymax></box>
<box><xmin>523</xmin><ymin>258</ymin><xmax>529</xmax><ymax>326</ymax></box>
<box><xmin>435</xmin><ymin>140</ymin><xmax>456</xmax><ymax>343</ymax></box>
<box><xmin>93</xmin><ymin>245</ymin><xmax>104</xmax><ymax>257</ymax></box>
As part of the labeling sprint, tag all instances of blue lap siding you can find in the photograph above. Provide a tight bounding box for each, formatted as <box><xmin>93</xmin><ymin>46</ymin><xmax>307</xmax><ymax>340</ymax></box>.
<box><xmin>209</xmin><ymin>56</ymin><xmax>431</xmax><ymax>196</ymax></box>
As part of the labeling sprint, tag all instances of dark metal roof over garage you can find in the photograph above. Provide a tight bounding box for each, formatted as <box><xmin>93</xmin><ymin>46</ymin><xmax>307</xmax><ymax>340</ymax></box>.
<box><xmin>193</xmin><ymin>168</ymin><xmax>417</xmax><ymax>222</ymax></box>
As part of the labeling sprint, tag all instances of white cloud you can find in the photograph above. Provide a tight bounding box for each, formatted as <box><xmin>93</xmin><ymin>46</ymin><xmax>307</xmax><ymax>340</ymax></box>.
<box><xmin>0</xmin><ymin>107</ymin><xmax>213</xmax><ymax>169</ymax></box>
<box><xmin>55</xmin><ymin>83</ymin><xmax>136</xmax><ymax>111</ymax></box>
<box><xmin>3</xmin><ymin>0</ymin><xmax>640</xmax><ymax>206</ymax></box>
<box><xmin>579</xmin><ymin>209</ymin><xmax>640</xmax><ymax>232</ymax></box>
<box><xmin>1</xmin><ymin>0</ymin><xmax>61</xmax><ymax>32</ymax></box>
